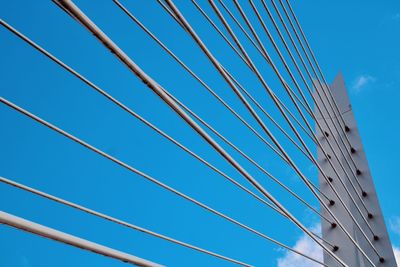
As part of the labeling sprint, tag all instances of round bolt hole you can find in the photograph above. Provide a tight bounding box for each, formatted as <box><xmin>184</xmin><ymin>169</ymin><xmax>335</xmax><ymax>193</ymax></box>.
<box><xmin>373</xmin><ymin>235</ymin><xmax>380</xmax><ymax>241</ymax></box>
<box><xmin>379</xmin><ymin>257</ymin><xmax>385</xmax><ymax>263</ymax></box>
<box><xmin>368</xmin><ymin>213</ymin><xmax>374</xmax><ymax>219</ymax></box>
<box><xmin>329</xmin><ymin>200</ymin><xmax>335</xmax><ymax>206</ymax></box>
<box><xmin>362</xmin><ymin>191</ymin><xmax>368</xmax><ymax>197</ymax></box>
<box><xmin>356</xmin><ymin>169</ymin><xmax>362</xmax><ymax>176</ymax></box>
<box><xmin>331</xmin><ymin>223</ymin><xmax>337</xmax><ymax>228</ymax></box>
<box><xmin>333</xmin><ymin>245</ymin><xmax>339</xmax><ymax>252</ymax></box>
<box><xmin>328</xmin><ymin>177</ymin><xmax>333</xmax><ymax>182</ymax></box>
<box><xmin>345</xmin><ymin>125</ymin><xmax>350</xmax><ymax>132</ymax></box>
<box><xmin>350</xmin><ymin>147</ymin><xmax>356</xmax><ymax>153</ymax></box>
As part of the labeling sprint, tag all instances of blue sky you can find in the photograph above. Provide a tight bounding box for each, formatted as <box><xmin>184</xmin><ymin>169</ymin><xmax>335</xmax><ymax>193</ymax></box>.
<box><xmin>0</xmin><ymin>1</ymin><xmax>399</xmax><ymax>266</ymax></box>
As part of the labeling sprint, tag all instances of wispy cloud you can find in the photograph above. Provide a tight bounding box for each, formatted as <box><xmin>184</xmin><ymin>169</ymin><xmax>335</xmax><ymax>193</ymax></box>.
<box><xmin>393</xmin><ymin>246</ymin><xmax>400</xmax><ymax>265</ymax></box>
<box><xmin>277</xmin><ymin>221</ymin><xmax>400</xmax><ymax>266</ymax></box>
<box><xmin>390</xmin><ymin>216</ymin><xmax>400</xmax><ymax>235</ymax></box>
<box><xmin>352</xmin><ymin>75</ymin><xmax>376</xmax><ymax>93</ymax></box>
<box><xmin>390</xmin><ymin>216</ymin><xmax>400</xmax><ymax>264</ymax></box>
<box><xmin>277</xmin><ymin>224</ymin><xmax>323</xmax><ymax>267</ymax></box>
<box><xmin>392</xmin><ymin>13</ymin><xmax>400</xmax><ymax>21</ymax></box>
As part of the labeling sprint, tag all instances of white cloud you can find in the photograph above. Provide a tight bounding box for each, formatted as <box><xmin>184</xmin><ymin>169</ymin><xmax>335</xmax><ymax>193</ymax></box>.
<box><xmin>277</xmin><ymin>224</ymin><xmax>323</xmax><ymax>267</ymax></box>
<box><xmin>391</xmin><ymin>216</ymin><xmax>400</xmax><ymax>265</ymax></box>
<box><xmin>277</xmin><ymin>217</ymin><xmax>400</xmax><ymax>266</ymax></box>
<box><xmin>390</xmin><ymin>216</ymin><xmax>400</xmax><ymax>235</ymax></box>
<box><xmin>276</xmin><ymin>222</ymin><xmax>400</xmax><ymax>266</ymax></box>
<box><xmin>394</xmin><ymin>246</ymin><xmax>400</xmax><ymax>264</ymax></box>
<box><xmin>352</xmin><ymin>75</ymin><xmax>376</xmax><ymax>92</ymax></box>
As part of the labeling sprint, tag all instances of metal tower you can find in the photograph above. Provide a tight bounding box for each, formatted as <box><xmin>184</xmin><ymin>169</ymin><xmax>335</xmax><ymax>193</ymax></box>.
<box><xmin>315</xmin><ymin>73</ymin><xmax>396</xmax><ymax>266</ymax></box>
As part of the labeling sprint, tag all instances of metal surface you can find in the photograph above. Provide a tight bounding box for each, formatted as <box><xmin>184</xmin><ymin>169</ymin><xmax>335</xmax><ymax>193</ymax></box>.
<box><xmin>316</xmin><ymin>74</ymin><xmax>396</xmax><ymax>266</ymax></box>
<box><xmin>0</xmin><ymin>96</ymin><xmax>324</xmax><ymax>266</ymax></box>
<box><xmin>0</xmin><ymin>176</ymin><xmax>251</xmax><ymax>266</ymax></box>
<box><xmin>0</xmin><ymin>211</ymin><xmax>162</xmax><ymax>267</ymax></box>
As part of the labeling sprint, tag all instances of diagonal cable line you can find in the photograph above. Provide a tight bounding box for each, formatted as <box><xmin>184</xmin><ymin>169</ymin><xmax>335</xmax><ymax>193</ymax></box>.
<box><xmin>0</xmin><ymin>176</ymin><xmax>253</xmax><ymax>267</ymax></box>
<box><xmin>280</xmin><ymin>0</ymin><xmax>361</xmax><ymax>175</ymax></box>
<box><xmin>0</xmin><ymin>17</ymin><xmax>334</xmax><ymax>230</ymax></box>
<box><xmin>168</xmin><ymin>0</ymin><xmax>377</xmax><ymax>265</ymax></box>
<box><xmin>212</xmin><ymin>0</ymin><xmax>344</xmax><ymax>183</ymax></box>
<box><xmin>163</xmin><ymin>88</ymin><xmax>334</xmax><ymax>225</ymax></box>
<box><xmin>268</xmin><ymin>0</ymin><xmax>361</xmax><ymax>179</ymax></box>
<box><xmin>281</xmin><ymin>0</ymin><xmax>352</xmax><ymax>137</ymax></box>
<box><xmin>220</xmin><ymin>0</ymin><xmax>361</xmax><ymax>194</ymax></box>
<box><xmin>0</xmin><ymin>211</ymin><xmax>163</xmax><ymax>267</ymax></box>
<box><xmin>0</xmin><ymin>1</ymin><xmax>389</xmax><ymax>266</ymax></box>
<box><xmin>209</xmin><ymin>0</ymin><xmax>346</xmax><ymax>224</ymax></box>
<box><xmin>210</xmin><ymin>0</ymin><xmax>379</xmax><ymax>251</ymax></box>
<box><xmin>256</xmin><ymin>0</ymin><xmax>356</xmax><ymax>176</ymax></box>
<box><xmin>265</xmin><ymin>0</ymin><xmax>368</xmax><ymax>207</ymax></box>
<box><xmin>223</xmin><ymin>67</ymin><xmax>317</xmax><ymax>149</ymax></box>
<box><xmin>114</xmin><ymin>0</ymin><xmax>322</xmax><ymax>177</ymax></box>
<box><xmin>217</xmin><ymin>0</ymin><xmax>313</xmax><ymax>119</ymax></box>
<box><xmin>0</xmin><ymin>17</ymin><xmax>337</xmax><ymax>235</ymax></box>
<box><xmin>0</xmin><ymin>18</ymin><xmax>285</xmax><ymax>221</ymax></box>
<box><xmin>165</xmin><ymin>0</ymin><xmax>375</xmax><ymax>265</ymax></box>
<box><xmin>0</xmin><ymin>97</ymin><xmax>327</xmax><ymax>267</ymax></box>
<box><xmin>169</xmin><ymin>0</ymin><xmax>329</xmax><ymax>214</ymax></box>
<box><xmin>245</xmin><ymin>0</ymin><xmax>382</xmax><ymax>261</ymax></box>
<box><xmin>159</xmin><ymin>0</ymin><xmax>250</xmax><ymax>68</ymax></box>
<box><xmin>237</xmin><ymin>0</ymin><xmax>374</xmax><ymax>232</ymax></box>
<box><xmin>260</xmin><ymin>0</ymin><xmax>380</xmax><ymax>247</ymax></box>
<box><xmin>159</xmin><ymin>0</ymin><xmax>319</xmax><ymax>163</ymax></box>
<box><xmin>165</xmin><ymin>1</ymin><xmax>376</xmax><ymax>255</ymax></box>
<box><xmin>253</xmin><ymin>0</ymin><xmax>379</xmax><ymax>248</ymax></box>
<box><xmin>128</xmin><ymin>0</ymin><xmax>314</xmax><ymax>162</ymax></box>
<box><xmin>113</xmin><ymin>0</ymin><xmax>289</xmax><ymax>162</ymax></box>
<box><xmin>186</xmin><ymin>0</ymin><xmax>315</xmax><ymax>146</ymax></box>
<box><xmin>224</xmin><ymin>0</ymin><xmax>317</xmax><ymax>158</ymax></box>
<box><xmin>208</xmin><ymin>0</ymin><xmax>381</xmax><ymax>262</ymax></box>
<box><xmin>216</xmin><ymin>0</ymin><xmax>315</xmax><ymax>131</ymax></box>
<box><xmin>51</xmin><ymin>1</ymin><xmax>348</xmax><ymax>265</ymax></box>
<box><xmin>184</xmin><ymin>0</ymin><xmax>318</xmax><ymax>143</ymax></box>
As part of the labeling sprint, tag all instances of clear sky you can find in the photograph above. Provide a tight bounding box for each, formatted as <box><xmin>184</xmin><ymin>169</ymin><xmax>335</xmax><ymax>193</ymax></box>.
<box><xmin>0</xmin><ymin>1</ymin><xmax>399</xmax><ymax>267</ymax></box>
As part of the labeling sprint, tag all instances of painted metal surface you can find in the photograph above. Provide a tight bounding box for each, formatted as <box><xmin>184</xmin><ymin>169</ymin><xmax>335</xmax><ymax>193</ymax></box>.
<box><xmin>315</xmin><ymin>73</ymin><xmax>396</xmax><ymax>266</ymax></box>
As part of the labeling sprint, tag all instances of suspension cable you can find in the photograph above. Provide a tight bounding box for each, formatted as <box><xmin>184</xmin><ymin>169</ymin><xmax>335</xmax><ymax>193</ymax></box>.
<box><xmin>169</xmin><ymin>0</ymin><xmax>376</xmax><ymax>264</ymax></box>
<box><xmin>51</xmin><ymin>1</ymin><xmax>349</xmax><ymax>265</ymax></box>
<box><xmin>0</xmin><ymin>176</ymin><xmax>253</xmax><ymax>267</ymax></box>
<box><xmin>260</xmin><ymin>0</ymin><xmax>378</xmax><ymax>242</ymax></box>
<box><xmin>0</xmin><ymin>211</ymin><xmax>162</xmax><ymax>267</ymax></box>
<box><xmin>242</xmin><ymin>0</ymin><xmax>373</xmax><ymax>227</ymax></box>
<box><xmin>187</xmin><ymin>0</ymin><xmax>317</xmax><ymax>142</ymax></box>
<box><xmin>280</xmin><ymin>0</ymin><xmax>360</xmax><ymax>173</ymax></box>
<box><xmin>0</xmin><ymin>15</ymin><xmax>337</xmax><ymax>230</ymax></box>
<box><xmin>208</xmin><ymin>0</ymin><xmax>380</xmax><ymax>261</ymax></box>
<box><xmin>0</xmin><ymin>97</ymin><xmax>328</xmax><ymax>267</ymax></box>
